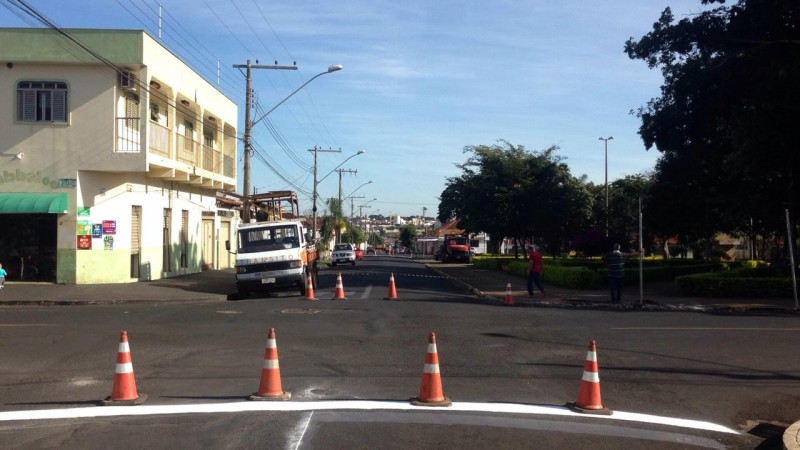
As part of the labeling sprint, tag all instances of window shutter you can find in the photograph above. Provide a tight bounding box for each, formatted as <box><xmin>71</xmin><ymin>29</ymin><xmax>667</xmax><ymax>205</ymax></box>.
<box><xmin>21</xmin><ymin>90</ymin><xmax>36</xmax><ymax>121</ymax></box>
<box><xmin>52</xmin><ymin>91</ymin><xmax>66</xmax><ymax>122</ymax></box>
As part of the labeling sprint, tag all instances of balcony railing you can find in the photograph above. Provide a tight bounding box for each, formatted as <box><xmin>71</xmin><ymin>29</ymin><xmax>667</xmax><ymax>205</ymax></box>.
<box><xmin>149</xmin><ymin>122</ymin><xmax>171</xmax><ymax>158</ymax></box>
<box><xmin>116</xmin><ymin>117</ymin><xmax>141</xmax><ymax>153</ymax></box>
<box><xmin>141</xmin><ymin>120</ymin><xmax>235</xmax><ymax>181</ymax></box>
<box><xmin>176</xmin><ymin>134</ymin><xmax>200</xmax><ymax>166</ymax></box>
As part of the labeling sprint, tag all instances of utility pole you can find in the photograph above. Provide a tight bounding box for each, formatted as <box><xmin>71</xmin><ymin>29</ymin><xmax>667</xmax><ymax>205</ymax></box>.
<box><xmin>233</xmin><ymin>60</ymin><xmax>297</xmax><ymax>223</ymax></box>
<box><xmin>349</xmin><ymin>195</ymin><xmax>365</xmax><ymax>222</ymax></box>
<box><xmin>308</xmin><ymin>146</ymin><xmax>342</xmax><ymax>240</ymax></box>
<box><xmin>336</xmin><ymin>168</ymin><xmax>358</xmax><ymax>205</ymax></box>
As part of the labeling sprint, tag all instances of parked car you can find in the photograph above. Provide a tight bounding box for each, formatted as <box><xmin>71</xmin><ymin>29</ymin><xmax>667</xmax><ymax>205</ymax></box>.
<box><xmin>354</xmin><ymin>248</ymin><xmax>364</xmax><ymax>260</ymax></box>
<box><xmin>331</xmin><ymin>243</ymin><xmax>356</xmax><ymax>266</ymax></box>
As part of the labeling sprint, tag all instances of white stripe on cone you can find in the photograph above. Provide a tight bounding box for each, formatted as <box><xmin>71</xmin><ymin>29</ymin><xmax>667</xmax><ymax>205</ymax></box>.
<box><xmin>115</xmin><ymin>363</ymin><xmax>133</xmax><ymax>374</ymax></box>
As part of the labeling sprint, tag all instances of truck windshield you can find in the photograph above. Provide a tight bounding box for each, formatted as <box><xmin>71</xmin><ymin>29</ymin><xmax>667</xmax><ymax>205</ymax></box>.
<box><xmin>239</xmin><ymin>225</ymin><xmax>300</xmax><ymax>253</ymax></box>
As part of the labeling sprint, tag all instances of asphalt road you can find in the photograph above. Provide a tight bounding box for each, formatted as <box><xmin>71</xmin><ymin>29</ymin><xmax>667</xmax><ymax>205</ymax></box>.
<box><xmin>0</xmin><ymin>256</ymin><xmax>798</xmax><ymax>449</ymax></box>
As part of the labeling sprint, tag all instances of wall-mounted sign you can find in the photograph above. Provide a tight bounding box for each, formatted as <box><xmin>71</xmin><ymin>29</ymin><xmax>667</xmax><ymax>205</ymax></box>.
<box><xmin>77</xmin><ymin>235</ymin><xmax>91</xmax><ymax>250</ymax></box>
<box><xmin>77</xmin><ymin>221</ymin><xmax>91</xmax><ymax>235</ymax></box>
<box><xmin>92</xmin><ymin>224</ymin><xmax>102</xmax><ymax>238</ymax></box>
<box><xmin>78</xmin><ymin>207</ymin><xmax>90</xmax><ymax>216</ymax></box>
<box><xmin>102</xmin><ymin>220</ymin><xmax>116</xmax><ymax>235</ymax></box>
<box><xmin>103</xmin><ymin>235</ymin><xmax>114</xmax><ymax>250</ymax></box>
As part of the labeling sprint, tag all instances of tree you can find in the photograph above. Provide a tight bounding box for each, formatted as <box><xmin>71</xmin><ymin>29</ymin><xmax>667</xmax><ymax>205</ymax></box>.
<box><xmin>439</xmin><ymin>140</ymin><xmax>591</xmax><ymax>257</ymax></box>
<box><xmin>625</xmin><ymin>0</ymin><xmax>800</xmax><ymax>256</ymax></box>
<box><xmin>398</xmin><ymin>224</ymin><xmax>417</xmax><ymax>250</ymax></box>
<box><xmin>318</xmin><ymin>197</ymin><xmax>346</xmax><ymax>251</ymax></box>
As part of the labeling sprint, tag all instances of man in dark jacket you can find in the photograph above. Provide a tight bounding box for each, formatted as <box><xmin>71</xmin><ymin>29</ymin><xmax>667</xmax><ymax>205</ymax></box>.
<box><xmin>601</xmin><ymin>243</ymin><xmax>626</xmax><ymax>304</ymax></box>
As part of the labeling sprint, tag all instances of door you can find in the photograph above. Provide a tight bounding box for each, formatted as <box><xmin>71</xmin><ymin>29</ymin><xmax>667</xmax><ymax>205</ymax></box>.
<box><xmin>201</xmin><ymin>219</ymin><xmax>214</xmax><ymax>270</ymax></box>
<box><xmin>217</xmin><ymin>220</ymin><xmax>231</xmax><ymax>269</ymax></box>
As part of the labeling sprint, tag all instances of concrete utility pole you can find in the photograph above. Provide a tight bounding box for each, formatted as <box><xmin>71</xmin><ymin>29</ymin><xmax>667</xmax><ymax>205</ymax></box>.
<box><xmin>308</xmin><ymin>146</ymin><xmax>342</xmax><ymax>240</ymax></box>
<box><xmin>336</xmin><ymin>168</ymin><xmax>358</xmax><ymax>205</ymax></box>
<box><xmin>232</xmin><ymin>60</ymin><xmax>297</xmax><ymax>223</ymax></box>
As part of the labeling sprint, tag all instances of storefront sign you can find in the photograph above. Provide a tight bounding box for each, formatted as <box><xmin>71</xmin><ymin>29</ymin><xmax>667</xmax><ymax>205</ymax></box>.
<box><xmin>92</xmin><ymin>224</ymin><xmax>102</xmax><ymax>238</ymax></box>
<box><xmin>102</xmin><ymin>220</ymin><xmax>116</xmax><ymax>235</ymax></box>
<box><xmin>103</xmin><ymin>235</ymin><xmax>114</xmax><ymax>250</ymax></box>
<box><xmin>77</xmin><ymin>221</ymin><xmax>91</xmax><ymax>235</ymax></box>
<box><xmin>77</xmin><ymin>235</ymin><xmax>91</xmax><ymax>250</ymax></box>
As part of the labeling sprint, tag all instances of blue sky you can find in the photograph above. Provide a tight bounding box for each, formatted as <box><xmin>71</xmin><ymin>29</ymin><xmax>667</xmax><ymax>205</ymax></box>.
<box><xmin>1</xmin><ymin>0</ymin><xmax>709</xmax><ymax>217</ymax></box>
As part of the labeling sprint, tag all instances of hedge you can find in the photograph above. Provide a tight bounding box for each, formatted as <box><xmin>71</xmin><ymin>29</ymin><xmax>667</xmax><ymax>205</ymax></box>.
<box><xmin>676</xmin><ymin>269</ymin><xmax>796</xmax><ymax>298</ymax></box>
<box><xmin>472</xmin><ymin>256</ymin><xmax>713</xmax><ymax>290</ymax></box>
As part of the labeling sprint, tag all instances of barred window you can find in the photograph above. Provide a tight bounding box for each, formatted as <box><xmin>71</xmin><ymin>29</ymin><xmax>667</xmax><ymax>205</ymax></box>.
<box><xmin>16</xmin><ymin>81</ymin><xmax>68</xmax><ymax>122</ymax></box>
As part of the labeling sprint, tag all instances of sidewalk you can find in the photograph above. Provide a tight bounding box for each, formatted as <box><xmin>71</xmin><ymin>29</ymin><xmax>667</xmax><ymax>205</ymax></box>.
<box><xmin>0</xmin><ymin>269</ymin><xmax>237</xmax><ymax>305</ymax></box>
<box><xmin>426</xmin><ymin>262</ymin><xmax>800</xmax><ymax>315</ymax></box>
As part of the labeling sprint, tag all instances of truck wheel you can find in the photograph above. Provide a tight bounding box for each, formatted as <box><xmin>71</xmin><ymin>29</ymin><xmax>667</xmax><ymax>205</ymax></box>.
<box><xmin>237</xmin><ymin>287</ymin><xmax>249</xmax><ymax>299</ymax></box>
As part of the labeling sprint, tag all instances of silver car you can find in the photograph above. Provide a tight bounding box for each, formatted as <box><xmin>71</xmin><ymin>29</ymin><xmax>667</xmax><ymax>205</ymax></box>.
<box><xmin>331</xmin><ymin>243</ymin><xmax>356</xmax><ymax>266</ymax></box>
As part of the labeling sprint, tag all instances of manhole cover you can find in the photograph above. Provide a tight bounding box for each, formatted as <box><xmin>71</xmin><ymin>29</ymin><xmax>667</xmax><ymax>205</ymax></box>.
<box><xmin>281</xmin><ymin>308</ymin><xmax>320</xmax><ymax>314</ymax></box>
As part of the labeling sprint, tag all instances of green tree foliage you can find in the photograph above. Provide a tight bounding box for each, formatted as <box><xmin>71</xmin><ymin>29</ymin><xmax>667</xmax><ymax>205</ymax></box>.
<box><xmin>318</xmin><ymin>197</ymin><xmax>346</xmax><ymax>251</ymax></box>
<box><xmin>398</xmin><ymin>224</ymin><xmax>418</xmax><ymax>249</ymax></box>
<box><xmin>439</xmin><ymin>140</ymin><xmax>592</xmax><ymax>256</ymax></box>
<box><xmin>341</xmin><ymin>224</ymin><xmax>366</xmax><ymax>245</ymax></box>
<box><xmin>625</xmin><ymin>0</ymin><xmax>800</xmax><ymax>246</ymax></box>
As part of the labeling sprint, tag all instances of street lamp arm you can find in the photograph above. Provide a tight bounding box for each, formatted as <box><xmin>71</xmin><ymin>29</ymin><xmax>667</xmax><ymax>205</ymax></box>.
<box><xmin>252</xmin><ymin>65</ymin><xmax>342</xmax><ymax>127</ymax></box>
<box><xmin>319</xmin><ymin>150</ymin><xmax>365</xmax><ymax>184</ymax></box>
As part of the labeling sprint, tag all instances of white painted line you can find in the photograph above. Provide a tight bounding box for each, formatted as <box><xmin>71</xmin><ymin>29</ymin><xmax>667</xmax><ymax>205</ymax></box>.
<box><xmin>0</xmin><ymin>400</ymin><xmax>739</xmax><ymax>435</ymax></box>
<box><xmin>361</xmin><ymin>286</ymin><xmax>372</xmax><ymax>299</ymax></box>
<box><xmin>290</xmin><ymin>411</ymin><xmax>313</xmax><ymax>450</ymax></box>
<box><xmin>611</xmin><ymin>327</ymin><xmax>800</xmax><ymax>331</ymax></box>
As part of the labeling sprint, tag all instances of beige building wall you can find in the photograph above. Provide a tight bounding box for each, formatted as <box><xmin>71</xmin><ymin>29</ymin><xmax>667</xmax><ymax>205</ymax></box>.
<box><xmin>0</xmin><ymin>28</ymin><xmax>239</xmax><ymax>284</ymax></box>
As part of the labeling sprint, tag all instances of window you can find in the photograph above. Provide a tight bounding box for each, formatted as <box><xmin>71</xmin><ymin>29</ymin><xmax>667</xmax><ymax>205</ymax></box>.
<box><xmin>16</xmin><ymin>81</ymin><xmax>68</xmax><ymax>122</ymax></box>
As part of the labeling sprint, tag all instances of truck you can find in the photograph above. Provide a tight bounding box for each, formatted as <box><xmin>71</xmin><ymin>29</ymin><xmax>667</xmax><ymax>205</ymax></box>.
<box><xmin>227</xmin><ymin>191</ymin><xmax>318</xmax><ymax>298</ymax></box>
<box><xmin>435</xmin><ymin>233</ymin><xmax>472</xmax><ymax>263</ymax></box>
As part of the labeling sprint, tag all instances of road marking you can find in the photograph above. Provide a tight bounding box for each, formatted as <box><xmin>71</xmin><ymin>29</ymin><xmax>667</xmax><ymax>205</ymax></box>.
<box><xmin>612</xmin><ymin>327</ymin><xmax>800</xmax><ymax>331</ymax></box>
<box><xmin>0</xmin><ymin>400</ymin><xmax>738</xmax><ymax>435</ymax></box>
<box><xmin>290</xmin><ymin>411</ymin><xmax>313</xmax><ymax>450</ymax></box>
<box><xmin>361</xmin><ymin>286</ymin><xmax>372</xmax><ymax>299</ymax></box>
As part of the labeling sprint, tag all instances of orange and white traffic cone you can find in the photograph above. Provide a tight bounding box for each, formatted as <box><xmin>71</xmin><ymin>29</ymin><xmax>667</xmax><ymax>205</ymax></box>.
<box><xmin>568</xmin><ymin>340</ymin><xmax>612</xmax><ymax>415</ymax></box>
<box><xmin>301</xmin><ymin>275</ymin><xmax>317</xmax><ymax>301</ymax></box>
<box><xmin>412</xmin><ymin>331</ymin><xmax>452</xmax><ymax>407</ymax></box>
<box><xmin>384</xmin><ymin>272</ymin><xmax>399</xmax><ymax>300</ymax></box>
<box><xmin>101</xmin><ymin>331</ymin><xmax>147</xmax><ymax>405</ymax></box>
<box><xmin>503</xmin><ymin>282</ymin><xmax>514</xmax><ymax>306</ymax></box>
<box><xmin>332</xmin><ymin>273</ymin><xmax>347</xmax><ymax>300</ymax></box>
<box><xmin>250</xmin><ymin>328</ymin><xmax>291</xmax><ymax>401</ymax></box>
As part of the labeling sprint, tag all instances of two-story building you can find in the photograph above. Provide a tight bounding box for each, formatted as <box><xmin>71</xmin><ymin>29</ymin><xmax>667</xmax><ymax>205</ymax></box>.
<box><xmin>0</xmin><ymin>28</ymin><xmax>239</xmax><ymax>284</ymax></box>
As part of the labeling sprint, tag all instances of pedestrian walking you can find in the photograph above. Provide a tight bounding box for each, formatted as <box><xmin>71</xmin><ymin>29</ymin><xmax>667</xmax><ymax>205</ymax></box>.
<box><xmin>0</xmin><ymin>263</ymin><xmax>7</xmax><ymax>291</ymax></box>
<box><xmin>601</xmin><ymin>243</ymin><xmax>626</xmax><ymax>304</ymax></box>
<box><xmin>527</xmin><ymin>244</ymin><xmax>545</xmax><ymax>297</ymax></box>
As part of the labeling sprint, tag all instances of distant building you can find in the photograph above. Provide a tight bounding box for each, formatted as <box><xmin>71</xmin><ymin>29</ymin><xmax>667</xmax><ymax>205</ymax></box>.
<box><xmin>0</xmin><ymin>28</ymin><xmax>238</xmax><ymax>283</ymax></box>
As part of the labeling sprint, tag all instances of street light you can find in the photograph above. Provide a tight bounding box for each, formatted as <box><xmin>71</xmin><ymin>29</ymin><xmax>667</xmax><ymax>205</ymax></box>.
<box><xmin>342</xmin><ymin>180</ymin><xmax>373</xmax><ymax>205</ymax></box>
<box><xmin>239</xmin><ymin>64</ymin><xmax>342</xmax><ymax>223</ymax></box>
<box><xmin>598</xmin><ymin>136</ymin><xmax>614</xmax><ymax>237</ymax></box>
<box><xmin>311</xmin><ymin>149</ymin><xmax>365</xmax><ymax>240</ymax></box>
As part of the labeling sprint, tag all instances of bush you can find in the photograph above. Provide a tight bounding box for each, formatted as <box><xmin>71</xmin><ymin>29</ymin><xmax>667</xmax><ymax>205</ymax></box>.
<box><xmin>675</xmin><ymin>269</ymin><xmax>795</xmax><ymax>298</ymax></box>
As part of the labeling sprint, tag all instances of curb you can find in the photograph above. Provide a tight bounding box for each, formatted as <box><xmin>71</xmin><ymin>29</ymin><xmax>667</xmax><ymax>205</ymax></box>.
<box><xmin>426</xmin><ymin>264</ymin><xmax>800</xmax><ymax>316</ymax></box>
<box><xmin>0</xmin><ymin>295</ymin><xmax>227</xmax><ymax>306</ymax></box>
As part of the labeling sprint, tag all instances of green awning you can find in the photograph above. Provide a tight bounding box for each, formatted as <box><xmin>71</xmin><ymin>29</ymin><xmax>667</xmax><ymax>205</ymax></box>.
<box><xmin>0</xmin><ymin>193</ymin><xmax>68</xmax><ymax>213</ymax></box>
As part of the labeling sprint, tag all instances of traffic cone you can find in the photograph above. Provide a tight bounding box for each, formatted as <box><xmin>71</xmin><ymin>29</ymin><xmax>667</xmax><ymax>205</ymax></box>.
<box><xmin>412</xmin><ymin>331</ymin><xmax>452</xmax><ymax>407</ymax></box>
<box><xmin>250</xmin><ymin>328</ymin><xmax>291</xmax><ymax>401</ymax></box>
<box><xmin>301</xmin><ymin>275</ymin><xmax>317</xmax><ymax>300</ymax></box>
<box><xmin>568</xmin><ymin>340</ymin><xmax>612</xmax><ymax>415</ymax></box>
<box><xmin>101</xmin><ymin>331</ymin><xmax>147</xmax><ymax>405</ymax></box>
<box><xmin>384</xmin><ymin>272</ymin><xmax>399</xmax><ymax>300</ymax></box>
<box><xmin>332</xmin><ymin>273</ymin><xmax>347</xmax><ymax>300</ymax></box>
<box><xmin>503</xmin><ymin>282</ymin><xmax>514</xmax><ymax>305</ymax></box>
